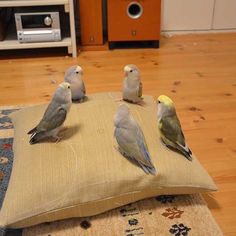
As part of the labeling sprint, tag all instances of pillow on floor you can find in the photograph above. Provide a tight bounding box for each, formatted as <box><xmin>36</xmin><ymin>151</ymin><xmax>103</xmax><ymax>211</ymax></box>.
<box><xmin>0</xmin><ymin>92</ymin><xmax>217</xmax><ymax>229</ymax></box>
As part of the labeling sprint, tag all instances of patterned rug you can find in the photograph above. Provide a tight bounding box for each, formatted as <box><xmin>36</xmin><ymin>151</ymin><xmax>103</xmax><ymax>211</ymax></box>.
<box><xmin>0</xmin><ymin>108</ymin><xmax>223</xmax><ymax>236</ymax></box>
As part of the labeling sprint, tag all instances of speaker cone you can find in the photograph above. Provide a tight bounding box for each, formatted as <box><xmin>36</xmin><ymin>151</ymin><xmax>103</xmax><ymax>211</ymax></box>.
<box><xmin>127</xmin><ymin>2</ymin><xmax>143</xmax><ymax>19</ymax></box>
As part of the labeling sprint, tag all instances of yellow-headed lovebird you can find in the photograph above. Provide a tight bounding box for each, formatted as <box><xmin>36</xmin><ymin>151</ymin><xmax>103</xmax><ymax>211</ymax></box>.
<box><xmin>157</xmin><ymin>95</ymin><xmax>192</xmax><ymax>161</ymax></box>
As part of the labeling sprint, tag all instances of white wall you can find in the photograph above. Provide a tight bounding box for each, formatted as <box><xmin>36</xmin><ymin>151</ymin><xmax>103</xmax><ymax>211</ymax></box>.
<box><xmin>213</xmin><ymin>0</ymin><xmax>236</xmax><ymax>29</ymax></box>
<box><xmin>161</xmin><ymin>0</ymin><xmax>236</xmax><ymax>32</ymax></box>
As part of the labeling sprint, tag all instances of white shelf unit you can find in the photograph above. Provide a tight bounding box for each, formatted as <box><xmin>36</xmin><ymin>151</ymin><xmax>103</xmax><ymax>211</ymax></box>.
<box><xmin>0</xmin><ymin>0</ymin><xmax>77</xmax><ymax>57</ymax></box>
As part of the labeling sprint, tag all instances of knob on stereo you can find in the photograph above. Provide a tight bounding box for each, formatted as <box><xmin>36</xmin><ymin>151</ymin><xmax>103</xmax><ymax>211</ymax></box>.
<box><xmin>44</xmin><ymin>16</ymin><xmax>53</xmax><ymax>26</ymax></box>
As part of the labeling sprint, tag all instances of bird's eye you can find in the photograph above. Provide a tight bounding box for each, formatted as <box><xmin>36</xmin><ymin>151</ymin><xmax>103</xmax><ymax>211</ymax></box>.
<box><xmin>130</xmin><ymin>70</ymin><xmax>133</xmax><ymax>72</ymax></box>
<box><xmin>68</xmin><ymin>85</ymin><xmax>70</xmax><ymax>89</ymax></box>
<box><xmin>158</xmin><ymin>101</ymin><xmax>160</xmax><ymax>104</ymax></box>
<box><xmin>76</xmin><ymin>71</ymin><xmax>79</xmax><ymax>74</ymax></box>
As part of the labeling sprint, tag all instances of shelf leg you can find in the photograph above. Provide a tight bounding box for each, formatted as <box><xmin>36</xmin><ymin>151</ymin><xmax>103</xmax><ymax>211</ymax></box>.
<box><xmin>68</xmin><ymin>46</ymin><xmax>72</xmax><ymax>54</ymax></box>
<box><xmin>64</xmin><ymin>3</ymin><xmax>69</xmax><ymax>13</ymax></box>
<box><xmin>68</xmin><ymin>0</ymin><xmax>77</xmax><ymax>58</ymax></box>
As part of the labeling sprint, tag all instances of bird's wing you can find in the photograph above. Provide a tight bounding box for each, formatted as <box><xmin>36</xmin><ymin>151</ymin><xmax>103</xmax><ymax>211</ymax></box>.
<box><xmin>64</xmin><ymin>76</ymin><xmax>69</xmax><ymax>82</ymax></box>
<box><xmin>135</xmin><ymin>125</ymin><xmax>155</xmax><ymax>167</ymax></box>
<box><xmin>81</xmin><ymin>80</ymin><xmax>86</xmax><ymax>94</ymax></box>
<box><xmin>36</xmin><ymin>105</ymin><xmax>67</xmax><ymax>132</ymax></box>
<box><xmin>64</xmin><ymin>71</ymin><xmax>72</xmax><ymax>83</ymax></box>
<box><xmin>115</xmin><ymin>125</ymin><xmax>154</xmax><ymax>168</ymax></box>
<box><xmin>64</xmin><ymin>66</ymin><xmax>76</xmax><ymax>81</ymax></box>
<box><xmin>138</xmin><ymin>81</ymin><xmax>142</xmax><ymax>98</ymax></box>
<box><xmin>160</xmin><ymin>115</ymin><xmax>186</xmax><ymax>147</ymax></box>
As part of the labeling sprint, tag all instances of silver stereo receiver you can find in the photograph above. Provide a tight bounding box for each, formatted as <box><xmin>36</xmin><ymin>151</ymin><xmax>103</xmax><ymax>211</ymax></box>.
<box><xmin>15</xmin><ymin>12</ymin><xmax>61</xmax><ymax>43</ymax></box>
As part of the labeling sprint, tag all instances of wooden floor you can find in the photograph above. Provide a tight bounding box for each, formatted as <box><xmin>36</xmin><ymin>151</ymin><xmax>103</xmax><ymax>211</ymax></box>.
<box><xmin>0</xmin><ymin>33</ymin><xmax>236</xmax><ymax>235</ymax></box>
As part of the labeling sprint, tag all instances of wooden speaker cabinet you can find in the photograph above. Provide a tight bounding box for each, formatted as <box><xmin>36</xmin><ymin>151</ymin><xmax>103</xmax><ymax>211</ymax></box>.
<box><xmin>78</xmin><ymin>0</ymin><xmax>103</xmax><ymax>46</ymax></box>
<box><xmin>107</xmin><ymin>0</ymin><xmax>161</xmax><ymax>49</ymax></box>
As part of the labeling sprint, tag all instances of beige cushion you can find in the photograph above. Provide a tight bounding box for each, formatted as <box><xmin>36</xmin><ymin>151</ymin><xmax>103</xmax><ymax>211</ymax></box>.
<box><xmin>0</xmin><ymin>92</ymin><xmax>217</xmax><ymax>229</ymax></box>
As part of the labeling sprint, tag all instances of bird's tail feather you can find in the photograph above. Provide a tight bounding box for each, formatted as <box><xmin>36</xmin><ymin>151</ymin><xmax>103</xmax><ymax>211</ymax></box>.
<box><xmin>176</xmin><ymin>142</ymin><xmax>193</xmax><ymax>161</ymax></box>
<box><xmin>161</xmin><ymin>138</ymin><xmax>193</xmax><ymax>161</ymax></box>
<box><xmin>121</xmin><ymin>150</ymin><xmax>157</xmax><ymax>176</ymax></box>
<box><xmin>140</xmin><ymin>142</ymin><xmax>157</xmax><ymax>175</ymax></box>
<box><xmin>29</xmin><ymin>132</ymin><xmax>45</xmax><ymax>145</ymax></box>
<box><xmin>27</xmin><ymin>127</ymin><xmax>37</xmax><ymax>135</ymax></box>
<box><xmin>181</xmin><ymin>148</ymin><xmax>192</xmax><ymax>161</ymax></box>
<box><xmin>141</xmin><ymin>164</ymin><xmax>157</xmax><ymax>176</ymax></box>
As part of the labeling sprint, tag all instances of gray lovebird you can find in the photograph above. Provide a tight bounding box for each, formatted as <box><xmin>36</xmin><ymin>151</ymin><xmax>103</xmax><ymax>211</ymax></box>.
<box><xmin>157</xmin><ymin>95</ymin><xmax>193</xmax><ymax>161</ymax></box>
<box><xmin>64</xmin><ymin>65</ymin><xmax>86</xmax><ymax>102</ymax></box>
<box><xmin>114</xmin><ymin>104</ymin><xmax>157</xmax><ymax>175</ymax></box>
<box><xmin>122</xmin><ymin>64</ymin><xmax>143</xmax><ymax>104</ymax></box>
<box><xmin>27</xmin><ymin>82</ymin><xmax>72</xmax><ymax>144</ymax></box>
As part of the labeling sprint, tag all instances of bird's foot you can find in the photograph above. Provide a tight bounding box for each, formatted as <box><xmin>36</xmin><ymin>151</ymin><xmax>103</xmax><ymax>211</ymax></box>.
<box><xmin>52</xmin><ymin>135</ymin><xmax>62</xmax><ymax>143</ymax></box>
<box><xmin>113</xmin><ymin>145</ymin><xmax>120</xmax><ymax>152</ymax></box>
<box><xmin>123</xmin><ymin>98</ymin><xmax>145</xmax><ymax>106</ymax></box>
<box><xmin>60</xmin><ymin>126</ymin><xmax>68</xmax><ymax>133</ymax></box>
<box><xmin>72</xmin><ymin>96</ymin><xmax>88</xmax><ymax>103</ymax></box>
<box><xmin>122</xmin><ymin>98</ymin><xmax>134</xmax><ymax>103</ymax></box>
<box><xmin>114</xmin><ymin>98</ymin><xmax>123</xmax><ymax>102</ymax></box>
<box><xmin>160</xmin><ymin>138</ymin><xmax>169</xmax><ymax>148</ymax></box>
<box><xmin>136</xmin><ymin>101</ymin><xmax>145</xmax><ymax>106</ymax></box>
<box><xmin>114</xmin><ymin>145</ymin><xmax>126</xmax><ymax>156</ymax></box>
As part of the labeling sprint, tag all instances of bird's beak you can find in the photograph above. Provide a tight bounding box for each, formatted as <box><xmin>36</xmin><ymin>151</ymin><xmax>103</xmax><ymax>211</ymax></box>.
<box><xmin>124</xmin><ymin>71</ymin><xmax>128</xmax><ymax>77</ymax></box>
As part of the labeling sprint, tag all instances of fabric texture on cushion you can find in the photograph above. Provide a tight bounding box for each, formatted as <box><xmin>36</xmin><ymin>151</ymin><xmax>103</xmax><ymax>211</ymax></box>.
<box><xmin>0</xmin><ymin>92</ymin><xmax>217</xmax><ymax>228</ymax></box>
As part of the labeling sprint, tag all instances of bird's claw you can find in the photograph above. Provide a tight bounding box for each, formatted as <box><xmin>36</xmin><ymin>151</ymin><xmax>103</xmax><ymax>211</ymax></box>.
<box><xmin>113</xmin><ymin>145</ymin><xmax>120</xmax><ymax>152</ymax></box>
<box><xmin>72</xmin><ymin>96</ymin><xmax>88</xmax><ymax>103</ymax></box>
<box><xmin>136</xmin><ymin>101</ymin><xmax>145</xmax><ymax>106</ymax></box>
<box><xmin>114</xmin><ymin>98</ymin><xmax>123</xmax><ymax>102</ymax></box>
<box><xmin>122</xmin><ymin>98</ymin><xmax>145</xmax><ymax>106</ymax></box>
<box><xmin>53</xmin><ymin>136</ymin><xmax>62</xmax><ymax>143</ymax></box>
